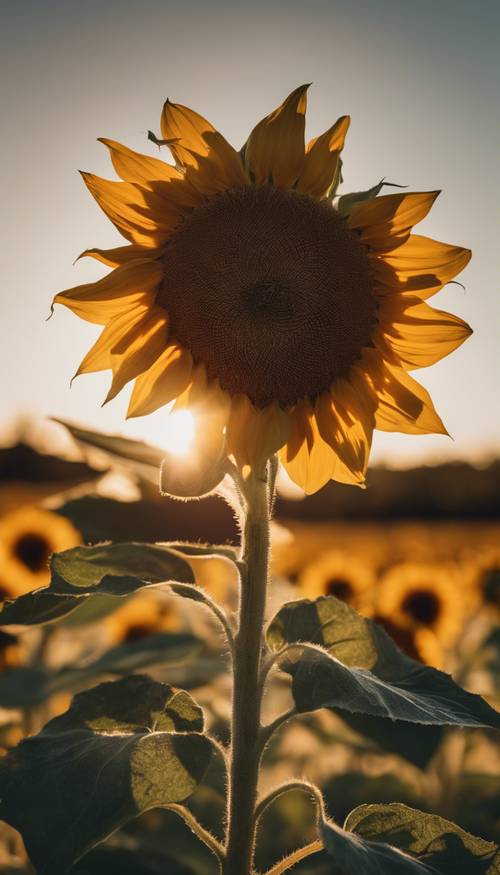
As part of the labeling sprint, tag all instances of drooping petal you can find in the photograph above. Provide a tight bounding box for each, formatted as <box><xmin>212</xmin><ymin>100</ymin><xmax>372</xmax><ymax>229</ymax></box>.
<box><xmin>105</xmin><ymin>307</ymin><xmax>169</xmax><ymax>402</ymax></box>
<box><xmin>347</xmin><ymin>191</ymin><xmax>440</xmax><ymax>248</ymax></box>
<box><xmin>81</xmin><ymin>173</ymin><xmax>182</xmax><ymax>246</ymax></box>
<box><xmin>160</xmin><ymin>100</ymin><xmax>246</xmax><ymax>189</ymax></box>
<box><xmin>372</xmin><ymin>363</ymin><xmax>448</xmax><ymax>435</ymax></box>
<box><xmin>243</xmin><ymin>84</ymin><xmax>309</xmax><ymax>187</ymax></box>
<box><xmin>76</xmin><ymin>244</ymin><xmax>159</xmax><ymax>268</ymax></box>
<box><xmin>127</xmin><ymin>343</ymin><xmax>193</xmax><ymax>418</ymax></box>
<box><xmin>296</xmin><ymin>115</ymin><xmax>350</xmax><ymax>198</ymax></box>
<box><xmin>377</xmin><ymin>297</ymin><xmax>472</xmax><ymax>369</ymax></box>
<box><xmin>280</xmin><ymin>399</ymin><xmax>364</xmax><ymax>494</ymax></box>
<box><xmin>54</xmin><ymin>259</ymin><xmax>163</xmax><ymax>325</ymax></box>
<box><xmin>226</xmin><ymin>396</ymin><xmax>290</xmax><ymax>470</ymax></box>
<box><xmin>372</xmin><ymin>234</ymin><xmax>472</xmax><ymax>299</ymax></box>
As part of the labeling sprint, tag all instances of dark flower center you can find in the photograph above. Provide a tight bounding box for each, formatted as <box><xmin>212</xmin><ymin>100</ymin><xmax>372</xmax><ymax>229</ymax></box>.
<box><xmin>159</xmin><ymin>185</ymin><xmax>376</xmax><ymax>408</ymax></box>
<box><xmin>401</xmin><ymin>589</ymin><xmax>441</xmax><ymax>625</ymax></box>
<box><xmin>123</xmin><ymin>623</ymin><xmax>156</xmax><ymax>642</ymax></box>
<box><xmin>325</xmin><ymin>577</ymin><xmax>354</xmax><ymax>603</ymax></box>
<box><xmin>13</xmin><ymin>533</ymin><xmax>51</xmax><ymax>573</ymax></box>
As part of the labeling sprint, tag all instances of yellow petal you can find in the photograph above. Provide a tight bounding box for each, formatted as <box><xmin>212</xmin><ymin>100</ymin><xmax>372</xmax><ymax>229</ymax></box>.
<box><xmin>127</xmin><ymin>343</ymin><xmax>193</xmax><ymax>418</ymax></box>
<box><xmin>226</xmin><ymin>396</ymin><xmax>290</xmax><ymax>470</ymax></box>
<box><xmin>280</xmin><ymin>399</ymin><xmax>364</xmax><ymax>494</ymax></box>
<box><xmin>373</xmin><ymin>363</ymin><xmax>447</xmax><ymax>435</ymax></box>
<box><xmin>77</xmin><ymin>244</ymin><xmax>159</xmax><ymax>268</ymax></box>
<box><xmin>54</xmin><ymin>259</ymin><xmax>163</xmax><ymax>325</ymax></box>
<box><xmin>296</xmin><ymin>115</ymin><xmax>350</xmax><ymax>198</ymax></box>
<box><xmin>105</xmin><ymin>307</ymin><xmax>169</xmax><ymax>402</ymax></box>
<box><xmin>160</xmin><ymin>100</ymin><xmax>246</xmax><ymax>190</ymax></box>
<box><xmin>81</xmin><ymin>173</ymin><xmax>182</xmax><ymax>246</ymax></box>
<box><xmin>372</xmin><ymin>234</ymin><xmax>471</xmax><ymax>299</ymax></box>
<box><xmin>75</xmin><ymin>305</ymin><xmax>151</xmax><ymax>377</ymax></box>
<box><xmin>98</xmin><ymin>138</ymin><xmax>202</xmax><ymax>210</ymax></box>
<box><xmin>347</xmin><ymin>191</ymin><xmax>440</xmax><ymax>248</ymax></box>
<box><xmin>315</xmin><ymin>378</ymin><xmax>374</xmax><ymax>478</ymax></box>
<box><xmin>377</xmin><ymin>297</ymin><xmax>472</xmax><ymax>369</ymax></box>
<box><xmin>243</xmin><ymin>84</ymin><xmax>309</xmax><ymax>187</ymax></box>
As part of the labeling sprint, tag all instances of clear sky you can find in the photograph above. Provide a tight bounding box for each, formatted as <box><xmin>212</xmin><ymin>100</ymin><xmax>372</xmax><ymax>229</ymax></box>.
<box><xmin>1</xmin><ymin>0</ymin><xmax>499</xmax><ymax>467</ymax></box>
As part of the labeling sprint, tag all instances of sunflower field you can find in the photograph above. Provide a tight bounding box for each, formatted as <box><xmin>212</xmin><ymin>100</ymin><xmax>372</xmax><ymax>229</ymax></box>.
<box><xmin>0</xmin><ymin>424</ymin><xmax>498</xmax><ymax>874</ymax></box>
<box><xmin>0</xmin><ymin>73</ymin><xmax>498</xmax><ymax>875</ymax></box>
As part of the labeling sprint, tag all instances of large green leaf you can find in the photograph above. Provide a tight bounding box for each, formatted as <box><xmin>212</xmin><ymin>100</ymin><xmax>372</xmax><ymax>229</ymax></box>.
<box><xmin>321</xmin><ymin>817</ymin><xmax>435</xmax><ymax>873</ymax></box>
<box><xmin>0</xmin><ymin>633</ymin><xmax>200</xmax><ymax>709</ymax></box>
<box><xmin>0</xmin><ymin>542</ymin><xmax>195</xmax><ymax>626</ymax></box>
<box><xmin>345</xmin><ymin>803</ymin><xmax>500</xmax><ymax>874</ymax></box>
<box><xmin>0</xmin><ymin>675</ymin><xmax>212</xmax><ymax>875</ymax></box>
<box><xmin>269</xmin><ymin>596</ymin><xmax>500</xmax><ymax>731</ymax></box>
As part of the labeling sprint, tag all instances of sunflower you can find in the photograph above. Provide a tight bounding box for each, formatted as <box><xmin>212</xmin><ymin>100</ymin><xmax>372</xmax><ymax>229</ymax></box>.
<box><xmin>297</xmin><ymin>549</ymin><xmax>374</xmax><ymax>613</ymax></box>
<box><xmin>0</xmin><ymin>507</ymin><xmax>81</xmax><ymax>597</ymax></box>
<box><xmin>375</xmin><ymin>561</ymin><xmax>466</xmax><ymax>665</ymax></box>
<box><xmin>103</xmin><ymin>590</ymin><xmax>181</xmax><ymax>646</ymax></box>
<box><xmin>54</xmin><ymin>85</ymin><xmax>471</xmax><ymax>493</ymax></box>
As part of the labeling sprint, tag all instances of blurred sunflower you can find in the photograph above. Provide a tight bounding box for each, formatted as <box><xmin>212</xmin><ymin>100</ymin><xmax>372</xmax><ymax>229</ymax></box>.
<box><xmin>0</xmin><ymin>507</ymin><xmax>81</xmax><ymax>597</ymax></box>
<box><xmin>54</xmin><ymin>85</ymin><xmax>471</xmax><ymax>493</ymax></box>
<box><xmin>103</xmin><ymin>591</ymin><xmax>181</xmax><ymax>646</ymax></box>
<box><xmin>470</xmin><ymin>548</ymin><xmax>500</xmax><ymax>612</ymax></box>
<box><xmin>297</xmin><ymin>550</ymin><xmax>374</xmax><ymax>613</ymax></box>
<box><xmin>0</xmin><ymin>631</ymin><xmax>22</xmax><ymax>671</ymax></box>
<box><xmin>375</xmin><ymin>561</ymin><xmax>466</xmax><ymax>665</ymax></box>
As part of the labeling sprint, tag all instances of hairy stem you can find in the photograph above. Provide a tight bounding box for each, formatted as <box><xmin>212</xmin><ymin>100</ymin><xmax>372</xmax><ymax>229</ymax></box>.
<box><xmin>224</xmin><ymin>467</ymin><xmax>271</xmax><ymax>874</ymax></box>
<box><xmin>263</xmin><ymin>841</ymin><xmax>324</xmax><ymax>875</ymax></box>
<box><xmin>166</xmin><ymin>803</ymin><xmax>225</xmax><ymax>863</ymax></box>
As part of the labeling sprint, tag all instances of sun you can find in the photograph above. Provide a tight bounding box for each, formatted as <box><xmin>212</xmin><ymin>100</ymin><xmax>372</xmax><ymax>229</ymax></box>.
<box><xmin>163</xmin><ymin>409</ymin><xmax>195</xmax><ymax>456</ymax></box>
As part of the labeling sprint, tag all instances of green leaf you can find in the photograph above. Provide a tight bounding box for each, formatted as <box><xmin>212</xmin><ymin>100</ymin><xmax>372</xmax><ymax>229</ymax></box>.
<box><xmin>345</xmin><ymin>803</ymin><xmax>500</xmax><ymax>874</ymax></box>
<box><xmin>0</xmin><ymin>542</ymin><xmax>194</xmax><ymax>626</ymax></box>
<box><xmin>51</xmin><ymin>543</ymin><xmax>195</xmax><ymax>595</ymax></box>
<box><xmin>54</xmin><ymin>419</ymin><xmax>165</xmax><ymax>469</ymax></box>
<box><xmin>270</xmin><ymin>596</ymin><xmax>500</xmax><ymax>730</ymax></box>
<box><xmin>0</xmin><ymin>675</ymin><xmax>212</xmax><ymax>875</ymax></box>
<box><xmin>0</xmin><ymin>667</ymin><xmax>48</xmax><ymax>708</ymax></box>
<box><xmin>0</xmin><ymin>634</ymin><xmax>201</xmax><ymax>708</ymax></box>
<box><xmin>64</xmin><ymin>633</ymin><xmax>200</xmax><ymax>689</ymax></box>
<box><xmin>321</xmin><ymin>817</ymin><xmax>435</xmax><ymax>873</ymax></box>
<box><xmin>337</xmin><ymin>179</ymin><xmax>406</xmax><ymax>215</ymax></box>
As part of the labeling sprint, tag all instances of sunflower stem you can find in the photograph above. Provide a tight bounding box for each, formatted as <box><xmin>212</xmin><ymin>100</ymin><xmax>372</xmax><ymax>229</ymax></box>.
<box><xmin>224</xmin><ymin>464</ymin><xmax>271</xmax><ymax>875</ymax></box>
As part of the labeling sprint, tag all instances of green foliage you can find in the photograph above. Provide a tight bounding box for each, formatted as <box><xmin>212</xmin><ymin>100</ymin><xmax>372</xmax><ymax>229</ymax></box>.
<box><xmin>0</xmin><ymin>542</ymin><xmax>195</xmax><ymax>626</ymax></box>
<box><xmin>0</xmin><ymin>633</ymin><xmax>200</xmax><ymax>708</ymax></box>
<box><xmin>269</xmin><ymin>595</ymin><xmax>500</xmax><ymax>728</ymax></box>
<box><xmin>345</xmin><ymin>803</ymin><xmax>500</xmax><ymax>873</ymax></box>
<box><xmin>55</xmin><ymin>419</ymin><xmax>165</xmax><ymax>472</ymax></box>
<box><xmin>0</xmin><ymin>676</ymin><xmax>212</xmax><ymax>875</ymax></box>
<box><xmin>320</xmin><ymin>816</ymin><xmax>435</xmax><ymax>873</ymax></box>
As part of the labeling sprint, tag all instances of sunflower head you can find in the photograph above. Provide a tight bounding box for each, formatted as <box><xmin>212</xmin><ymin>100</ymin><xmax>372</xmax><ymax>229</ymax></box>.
<box><xmin>103</xmin><ymin>591</ymin><xmax>181</xmax><ymax>646</ymax></box>
<box><xmin>297</xmin><ymin>549</ymin><xmax>375</xmax><ymax>614</ymax></box>
<box><xmin>375</xmin><ymin>561</ymin><xmax>466</xmax><ymax>665</ymax></box>
<box><xmin>54</xmin><ymin>86</ymin><xmax>471</xmax><ymax>493</ymax></box>
<box><xmin>0</xmin><ymin>507</ymin><xmax>81</xmax><ymax>596</ymax></box>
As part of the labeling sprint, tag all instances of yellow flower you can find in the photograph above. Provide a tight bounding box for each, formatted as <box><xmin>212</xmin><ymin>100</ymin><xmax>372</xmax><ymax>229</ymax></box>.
<box><xmin>0</xmin><ymin>506</ymin><xmax>81</xmax><ymax>597</ymax></box>
<box><xmin>375</xmin><ymin>561</ymin><xmax>466</xmax><ymax>665</ymax></box>
<box><xmin>297</xmin><ymin>549</ymin><xmax>374</xmax><ymax>614</ymax></box>
<box><xmin>54</xmin><ymin>86</ymin><xmax>471</xmax><ymax>493</ymax></box>
<box><xmin>103</xmin><ymin>591</ymin><xmax>181</xmax><ymax>646</ymax></box>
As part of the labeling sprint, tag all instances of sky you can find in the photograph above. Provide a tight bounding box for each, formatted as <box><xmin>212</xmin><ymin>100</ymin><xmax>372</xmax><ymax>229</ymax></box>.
<box><xmin>1</xmin><ymin>0</ymin><xmax>499</xmax><ymax>468</ymax></box>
